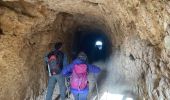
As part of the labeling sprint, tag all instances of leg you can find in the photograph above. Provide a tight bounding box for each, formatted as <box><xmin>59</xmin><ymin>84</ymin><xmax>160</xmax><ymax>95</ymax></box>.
<box><xmin>73</xmin><ymin>93</ymin><xmax>79</xmax><ymax>100</ymax></box>
<box><xmin>46</xmin><ymin>76</ymin><xmax>57</xmax><ymax>100</ymax></box>
<box><xmin>79</xmin><ymin>92</ymin><xmax>88</xmax><ymax>100</ymax></box>
<box><xmin>57</xmin><ymin>74</ymin><xmax>66</xmax><ymax>100</ymax></box>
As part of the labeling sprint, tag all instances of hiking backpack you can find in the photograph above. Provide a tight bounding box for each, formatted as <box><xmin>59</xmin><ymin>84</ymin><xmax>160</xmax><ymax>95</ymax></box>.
<box><xmin>70</xmin><ymin>64</ymin><xmax>88</xmax><ymax>90</ymax></box>
<box><xmin>48</xmin><ymin>52</ymin><xmax>62</xmax><ymax>75</ymax></box>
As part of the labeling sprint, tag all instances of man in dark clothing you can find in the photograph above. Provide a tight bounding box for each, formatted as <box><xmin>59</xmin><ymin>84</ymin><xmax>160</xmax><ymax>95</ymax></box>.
<box><xmin>44</xmin><ymin>42</ymin><xmax>67</xmax><ymax>100</ymax></box>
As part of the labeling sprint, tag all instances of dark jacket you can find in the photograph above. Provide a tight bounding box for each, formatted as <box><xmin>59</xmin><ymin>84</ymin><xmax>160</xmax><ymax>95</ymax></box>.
<box><xmin>44</xmin><ymin>49</ymin><xmax>68</xmax><ymax>73</ymax></box>
<box><xmin>62</xmin><ymin>58</ymin><xmax>101</xmax><ymax>94</ymax></box>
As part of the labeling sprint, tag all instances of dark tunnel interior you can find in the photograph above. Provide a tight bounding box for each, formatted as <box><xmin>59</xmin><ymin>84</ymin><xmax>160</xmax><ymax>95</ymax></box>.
<box><xmin>71</xmin><ymin>27</ymin><xmax>112</xmax><ymax>63</ymax></box>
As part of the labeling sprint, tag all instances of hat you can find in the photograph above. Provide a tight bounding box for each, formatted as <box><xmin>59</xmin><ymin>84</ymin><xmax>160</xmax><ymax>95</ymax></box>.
<box><xmin>55</xmin><ymin>42</ymin><xmax>62</xmax><ymax>50</ymax></box>
<box><xmin>78</xmin><ymin>52</ymin><xmax>87</xmax><ymax>61</ymax></box>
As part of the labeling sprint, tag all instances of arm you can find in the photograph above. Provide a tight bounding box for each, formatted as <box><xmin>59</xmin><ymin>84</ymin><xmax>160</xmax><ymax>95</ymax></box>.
<box><xmin>44</xmin><ymin>49</ymin><xmax>56</xmax><ymax>63</ymax></box>
<box><xmin>63</xmin><ymin>54</ymin><xmax>68</xmax><ymax>68</ymax></box>
<box><xmin>87</xmin><ymin>64</ymin><xmax>101</xmax><ymax>73</ymax></box>
<box><xmin>43</xmin><ymin>52</ymin><xmax>49</xmax><ymax>71</ymax></box>
<box><xmin>62</xmin><ymin>63</ymin><xmax>74</xmax><ymax>76</ymax></box>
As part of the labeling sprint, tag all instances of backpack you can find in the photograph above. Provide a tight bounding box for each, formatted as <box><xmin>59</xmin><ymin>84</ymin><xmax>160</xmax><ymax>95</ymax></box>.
<box><xmin>70</xmin><ymin>64</ymin><xmax>88</xmax><ymax>90</ymax></box>
<box><xmin>48</xmin><ymin>52</ymin><xmax>62</xmax><ymax>75</ymax></box>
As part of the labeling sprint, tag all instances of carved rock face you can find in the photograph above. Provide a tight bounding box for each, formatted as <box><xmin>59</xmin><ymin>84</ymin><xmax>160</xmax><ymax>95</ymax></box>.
<box><xmin>0</xmin><ymin>0</ymin><xmax>170</xmax><ymax>100</ymax></box>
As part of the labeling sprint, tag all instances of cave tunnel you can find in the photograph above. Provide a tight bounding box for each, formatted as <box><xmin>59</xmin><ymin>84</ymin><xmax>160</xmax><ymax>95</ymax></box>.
<box><xmin>39</xmin><ymin>12</ymin><xmax>128</xmax><ymax>100</ymax></box>
<box><xmin>71</xmin><ymin>27</ymin><xmax>112</xmax><ymax>63</ymax></box>
<box><xmin>39</xmin><ymin>10</ymin><xmax>139</xmax><ymax>99</ymax></box>
<box><xmin>45</xmin><ymin>12</ymin><xmax>134</xmax><ymax>100</ymax></box>
<box><xmin>0</xmin><ymin>8</ymin><xmax>136</xmax><ymax>99</ymax></box>
<box><xmin>0</xmin><ymin>0</ymin><xmax>169</xmax><ymax>100</ymax></box>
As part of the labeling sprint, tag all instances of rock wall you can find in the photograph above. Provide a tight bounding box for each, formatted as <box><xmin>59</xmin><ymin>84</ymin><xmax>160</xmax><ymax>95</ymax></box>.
<box><xmin>0</xmin><ymin>0</ymin><xmax>170</xmax><ymax>100</ymax></box>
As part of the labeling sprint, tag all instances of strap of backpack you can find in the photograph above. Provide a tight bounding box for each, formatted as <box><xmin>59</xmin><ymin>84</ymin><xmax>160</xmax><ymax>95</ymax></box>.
<box><xmin>55</xmin><ymin>51</ymin><xmax>64</xmax><ymax>67</ymax></box>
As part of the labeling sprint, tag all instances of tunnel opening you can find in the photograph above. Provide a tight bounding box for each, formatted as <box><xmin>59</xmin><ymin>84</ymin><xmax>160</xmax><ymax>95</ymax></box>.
<box><xmin>72</xmin><ymin>26</ymin><xmax>112</xmax><ymax>63</ymax></box>
<box><xmin>52</xmin><ymin>12</ymin><xmax>114</xmax><ymax>64</ymax></box>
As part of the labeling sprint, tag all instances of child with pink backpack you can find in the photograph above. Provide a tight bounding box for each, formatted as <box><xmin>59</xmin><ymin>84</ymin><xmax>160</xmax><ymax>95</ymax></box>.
<box><xmin>62</xmin><ymin>52</ymin><xmax>101</xmax><ymax>100</ymax></box>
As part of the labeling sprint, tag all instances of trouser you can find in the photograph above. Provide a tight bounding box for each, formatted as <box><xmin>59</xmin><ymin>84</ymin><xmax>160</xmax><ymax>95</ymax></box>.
<box><xmin>46</xmin><ymin>74</ymin><xmax>66</xmax><ymax>100</ymax></box>
<box><xmin>73</xmin><ymin>92</ymin><xmax>88</xmax><ymax>100</ymax></box>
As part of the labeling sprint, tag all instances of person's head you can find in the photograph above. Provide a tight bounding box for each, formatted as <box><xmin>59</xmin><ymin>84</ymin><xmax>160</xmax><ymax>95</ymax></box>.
<box><xmin>54</xmin><ymin>42</ymin><xmax>62</xmax><ymax>50</ymax></box>
<box><xmin>77</xmin><ymin>52</ymin><xmax>87</xmax><ymax>62</ymax></box>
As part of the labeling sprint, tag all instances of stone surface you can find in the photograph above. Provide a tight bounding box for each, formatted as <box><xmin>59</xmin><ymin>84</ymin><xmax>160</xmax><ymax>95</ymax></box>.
<box><xmin>0</xmin><ymin>0</ymin><xmax>170</xmax><ymax>100</ymax></box>
<box><xmin>164</xmin><ymin>36</ymin><xmax>170</xmax><ymax>50</ymax></box>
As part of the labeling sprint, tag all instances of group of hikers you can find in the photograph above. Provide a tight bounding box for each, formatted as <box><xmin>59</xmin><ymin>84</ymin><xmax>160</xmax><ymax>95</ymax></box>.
<box><xmin>44</xmin><ymin>42</ymin><xmax>101</xmax><ymax>100</ymax></box>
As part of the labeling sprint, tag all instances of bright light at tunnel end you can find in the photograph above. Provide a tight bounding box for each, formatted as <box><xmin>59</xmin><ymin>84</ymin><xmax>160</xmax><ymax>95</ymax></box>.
<box><xmin>95</xmin><ymin>40</ymin><xmax>103</xmax><ymax>50</ymax></box>
<box><xmin>100</xmin><ymin>92</ymin><xmax>133</xmax><ymax>100</ymax></box>
<box><xmin>95</xmin><ymin>40</ymin><xmax>103</xmax><ymax>46</ymax></box>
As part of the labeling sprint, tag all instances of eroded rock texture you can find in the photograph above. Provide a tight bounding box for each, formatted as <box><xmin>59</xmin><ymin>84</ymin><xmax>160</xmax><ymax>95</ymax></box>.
<box><xmin>0</xmin><ymin>0</ymin><xmax>170</xmax><ymax>100</ymax></box>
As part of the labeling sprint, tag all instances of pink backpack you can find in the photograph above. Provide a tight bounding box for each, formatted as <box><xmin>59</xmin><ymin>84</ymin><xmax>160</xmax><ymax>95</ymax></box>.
<box><xmin>70</xmin><ymin>64</ymin><xmax>88</xmax><ymax>90</ymax></box>
<box><xmin>48</xmin><ymin>55</ymin><xmax>61</xmax><ymax>75</ymax></box>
